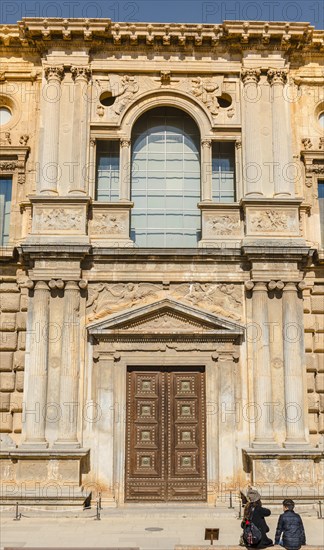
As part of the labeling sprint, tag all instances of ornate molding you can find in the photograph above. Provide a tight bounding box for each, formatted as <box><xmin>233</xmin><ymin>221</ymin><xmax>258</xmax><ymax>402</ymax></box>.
<box><xmin>201</xmin><ymin>139</ymin><xmax>212</xmax><ymax>149</ymax></box>
<box><xmin>70</xmin><ymin>65</ymin><xmax>91</xmax><ymax>81</ymax></box>
<box><xmin>113</xmin><ymin>75</ymin><xmax>139</xmax><ymax>115</ymax></box>
<box><xmin>302</xmin><ymin>138</ymin><xmax>313</xmax><ymax>150</ymax></box>
<box><xmin>121</xmin><ymin>139</ymin><xmax>131</xmax><ymax>148</ymax></box>
<box><xmin>34</xmin><ymin>207</ymin><xmax>83</xmax><ymax>231</ymax></box>
<box><xmin>191</xmin><ymin>77</ymin><xmax>220</xmax><ymax>116</ymax></box>
<box><xmin>91</xmin><ymin>213</ymin><xmax>126</xmax><ymax>234</ymax></box>
<box><xmin>241</xmin><ymin>68</ymin><xmax>261</xmax><ymax>85</ymax></box>
<box><xmin>249</xmin><ymin>209</ymin><xmax>298</xmax><ymax>232</ymax></box>
<box><xmin>267</xmin><ymin>68</ymin><xmax>288</xmax><ymax>85</ymax></box>
<box><xmin>44</xmin><ymin>65</ymin><xmax>64</xmax><ymax>82</ymax></box>
<box><xmin>206</xmin><ymin>215</ymin><xmax>241</xmax><ymax>236</ymax></box>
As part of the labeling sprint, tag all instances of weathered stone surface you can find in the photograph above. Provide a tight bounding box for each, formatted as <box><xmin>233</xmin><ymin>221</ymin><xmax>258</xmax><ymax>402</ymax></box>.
<box><xmin>304</xmin><ymin>332</ymin><xmax>313</xmax><ymax>352</ymax></box>
<box><xmin>0</xmin><ymin>283</ymin><xmax>19</xmax><ymax>293</ymax></box>
<box><xmin>12</xmin><ymin>411</ymin><xmax>22</xmax><ymax>433</ymax></box>
<box><xmin>13</xmin><ymin>350</ymin><xmax>25</xmax><ymax>370</ymax></box>
<box><xmin>0</xmin><ymin>373</ymin><xmax>15</xmax><ymax>392</ymax></box>
<box><xmin>17</xmin><ymin>331</ymin><xmax>26</xmax><ymax>351</ymax></box>
<box><xmin>0</xmin><ymin>393</ymin><xmax>10</xmax><ymax>412</ymax></box>
<box><xmin>20</xmin><ymin>293</ymin><xmax>29</xmax><ymax>311</ymax></box>
<box><xmin>0</xmin><ymin>352</ymin><xmax>13</xmax><ymax>372</ymax></box>
<box><xmin>307</xmin><ymin>372</ymin><xmax>315</xmax><ymax>391</ymax></box>
<box><xmin>15</xmin><ymin>312</ymin><xmax>26</xmax><ymax>331</ymax></box>
<box><xmin>308</xmin><ymin>392</ymin><xmax>319</xmax><ymax>412</ymax></box>
<box><xmin>0</xmin><ymin>412</ymin><xmax>13</xmax><ymax>432</ymax></box>
<box><xmin>0</xmin><ymin>293</ymin><xmax>20</xmax><ymax>312</ymax></box>
<box><xmin>0</xmin><ymin>313</ymin><xmax>16</xmax><ymax>331</ymax></box>
<box><xmin>315</xmin><ymin>373</ymin><xmax>324</xmax><ymax>393</ymax></box>
<box><xmin>10</xmin><ymin>392</ymin><xmax>23</xmax><ymax>412</ymax></box>
<box><xmin>0</xmin><ymin>332</ymin><xmax>18</xmax><ymax>351</ymax></box>
<box><xmin>15</xmin><ymin>371</ymin><xmax>24</xmax><ymax>392</ymax></box>
<box><xmin>311</xmin><ymin>296</ymin><xmax>324</xmax><ymax>313</ymax></box>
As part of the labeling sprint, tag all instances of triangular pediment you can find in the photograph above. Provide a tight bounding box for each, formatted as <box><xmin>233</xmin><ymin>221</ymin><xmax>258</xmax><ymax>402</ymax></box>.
<box><xmin>88</xmin><ymin>298</ymin><xmax>244</xmax><ymax>339</ymax></box>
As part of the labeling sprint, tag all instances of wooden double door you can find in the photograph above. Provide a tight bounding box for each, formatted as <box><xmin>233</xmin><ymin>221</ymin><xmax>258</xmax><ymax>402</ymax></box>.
<box><xmin>125</xmin><ymin>366</ymin><xmax>207</xmax><ymax>502</ymax></box>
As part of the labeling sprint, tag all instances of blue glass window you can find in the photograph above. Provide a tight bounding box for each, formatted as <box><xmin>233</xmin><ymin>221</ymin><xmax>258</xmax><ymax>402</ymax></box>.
<box><xmin>131</xmin><ymin>107</ymin><xmax>201</xmax><ymax>247</ymax></box>
<box><xmin>0</xmin><ymin>178</ymin><xmax>12</xmax><ymax>246</ymax></box>
<box><xmin>212</xmin><ymin>142</ymin><xmax>236</xmax><ymax>202</ymax></box>
<box><xmin>318</xmin><ymin>180</ymin><xmax>324</xmax><ymax>246</ymax></box>
<box><xmin>95</xmin><ymin>141</ymin><xmax>120</xmax><ymax>201</ymax></box>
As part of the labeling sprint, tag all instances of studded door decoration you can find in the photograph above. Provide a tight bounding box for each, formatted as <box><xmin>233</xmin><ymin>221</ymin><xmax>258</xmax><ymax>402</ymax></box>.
<box><xmin>125</xmin><ymin>367</ymin><xmax>206</xmax><ymax>502</ymax></box>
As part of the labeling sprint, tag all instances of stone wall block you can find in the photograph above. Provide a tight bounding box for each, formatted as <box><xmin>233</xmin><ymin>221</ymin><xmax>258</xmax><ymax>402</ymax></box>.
<box><xmin>0</xmin><ymin>283</ymin><xmax>19</xmax><ymax>293</ymax></box>
<box><xmin>20</xmin><ymin>294</ymin><xmax>28</xmax><ymax>311</ymax></box>
<box><xmin>317</xmin><ymin>353</ymin><xmax>324</xmax><ymax>373</ymax></box>
<box><xmin>312</xmin><ymin>285</ymin><xmax>324</xmax><ymax>295</ymax></box>
<box><xmin>0</xmin><ymin>373</ymin><xmax>15</xmax><ymax>392</ymax></box>
<box><xmin>10</xmin><ymin>392</ymin><xmax>22</xmax><ymax>413</ymax></box>
<box><xmin>315</xmin><ymin>373</ymin><xmax>324</xmax><ymax>393</ymax></box>
<box><xmin>0</xmin><ymin>412</ymin><xmax>13</xmax><ymax>432</ymax></box>
<box><xmin>0</xmin><ymin>313</ymin><xmax>16</xmax><ymax>331</ymax></box>
<box><xmin>308</xmin><ymin>392</ymin><xmax>319</xmax><ymax>412</ymax></box>
<box><xmin>304</xmin><ymin>315</ymin><xmax>315</xmax><ymax>332</ymax></box>
<box><xmin>318</xmin><ymin>414</ymin><xmax>324</xmax><ymax>434</ymax></box>
<box><xmin>15</xmin><ymin>371</ymin><xmax>24</xmax><ymax>392</ymax></box>
<box><xmin>12</xmin><ymin>412</ymin><xmax>22</xmax><ymax>433</ymax></box>
<box><xmin>313</xmin><ymin>338</ymin><xmax>324</xmax><ymax>353</ymax></box>
<box><xmin>0</xmin><ymin>332</ymin><xmax>18</xmax><ymax>351</ymax></box>
<box><xmin>305</xmin><ymin>354</ymin><xmax>317</xmax><ymax>373</ymax></box>
<box><xmin>304</xmin><ymin>332</ymin><xmax>313</xmax><ymax>352</ymax></box>
<box><xmin>0</xmin><ymin>293</ymin><xmax>20</xmax><ymax>312</ymax></box>
<box><xmin>311</xmin><ymin>296</ymin><xmax>324</xmax><ymax>314</ymax></box>
<box><xmin>0</xmin><ymin>393</ymin><xmax>10</xmax><ymax>412</ymax></box>
<box><xmin>18</xmin><ymin>331</ymin><xmax>26</xmax><ymax>351</ymax></box>
<box><xmin>15</xmin><ymin>312</ymin><xmax>26</xmax><ymax>331</ymax></box>
<box><xmin>319</xmin><ymin>394</ymin><xmax>324</xmax><ymax>412</ymax></box>
<box><xmin>303</xmin><ymin>297</ymin><xmax>311</xmax><ymax>313</ymax></box>
<box><xmin>13</xmin><ymin>350</ymin><xmax>25</xmax><ymax>370</ymax></box>
<box><xmin>308</xmin><ymin>413</ymin><xmax>319</xmax><ymax>434</ymax></box>
<box><xmin>0</xmin><ymin>352</ymin><xmax>13</xmax><ymax>371</ymax></box>
<box><xmin>307</xmin><ymin>372</ymin><xmax>315</xmax><ymax>392</ymax></box>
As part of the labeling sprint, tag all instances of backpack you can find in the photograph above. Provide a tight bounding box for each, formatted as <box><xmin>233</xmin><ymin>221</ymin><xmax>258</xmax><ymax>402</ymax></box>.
<box><xmin>242</xmin><ymin>507</ymin><xmax>262</xmax><ymax>547</ymax></box>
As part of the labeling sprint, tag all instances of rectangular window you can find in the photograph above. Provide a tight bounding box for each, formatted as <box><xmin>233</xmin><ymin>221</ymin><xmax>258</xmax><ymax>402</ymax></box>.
<box><xmin>212</xmin><ymin>142</ymin><xmax>236</xmax><ymax>202</ymax></box>
<box><xmin>95</xmin><ymin>140</ymin><xmax>120</xmax><ymax>201</ymax></box>
<box><xmin>318</xmin><ymin>180</ymin><xmax>324</xmax><ymax>246</ymax></box>
<box><xmin>0</xmin><ymin>177</ymin><xmax>12</xmax><ymax>246</ymax></box>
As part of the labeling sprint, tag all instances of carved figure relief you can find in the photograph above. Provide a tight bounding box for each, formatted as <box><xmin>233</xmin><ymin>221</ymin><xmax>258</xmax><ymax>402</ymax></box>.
<box><xmin>87</xmin><ymin>282</ymin><xmax>243</xmax><ymax>321</ymax></box>
<box><xmin>47</xmin><ymin>459</ymin><xmax>62</xmax><ymax>481</ymax></box>
<box><xmin>112</xmin><ymin>75</ymin><xmax>139</xmax><ymax>115</ymax></box>
<box><xmin>34</xmin><ymin>208</ymin><xmax>83</xmax><ymax>231</ymax></box>
<box><xmin>206</xmin><ymin>215</ymin><xmax>240</xmax><ymax>236</ymax></box>
<box><xmin>0</xmin><ymin>132</ymin><xmax>11</xmax><ymax>145</ymax></box>
<box><xmin>191</xmin><ymin>77</ymin><xmax>220</xmax><ymax>116</ymax></box>
<box><xmin>250</xmin><ymin>210</ymin><xmax>297</xmax><ymax>232</ymax></box>
<box><xmin>91</xmin><ymin>213</ymin><xmax>126</xmax><ymax>234</ymax></box>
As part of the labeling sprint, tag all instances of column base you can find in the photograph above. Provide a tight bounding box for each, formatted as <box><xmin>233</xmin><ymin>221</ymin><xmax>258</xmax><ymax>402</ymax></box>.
<box><xmin>53</xmin><ymin>440</ymin><xmax>81</xmax><ymax>449</ymax></box>
<box><xmin>283</xmin><ymin>441</ymin><xmax>310</xmax><ymax>449</ymax></box>
<box><xmin>252</xmin><ymin>440</ymin><xmax>280</xmax><ymax>449</ymax></box>
<box><xmin>20</xmin><ymin>441</ymin><xmax>48</xmax><ymax>449</ymax></box>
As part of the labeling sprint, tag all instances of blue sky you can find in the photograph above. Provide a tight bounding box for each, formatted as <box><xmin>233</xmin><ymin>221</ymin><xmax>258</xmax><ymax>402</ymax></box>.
<box><xmin>1</xmin><ymin>0</ymin><xmax>323</xmax><ymax>28</ymax></box>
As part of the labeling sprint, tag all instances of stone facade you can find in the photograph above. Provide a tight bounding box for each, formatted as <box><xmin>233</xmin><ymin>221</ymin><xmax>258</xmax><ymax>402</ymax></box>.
<box><xmin>0</xmin><ymin>19</ymin><xmax>323</xmax><ymax>506</ymax></box>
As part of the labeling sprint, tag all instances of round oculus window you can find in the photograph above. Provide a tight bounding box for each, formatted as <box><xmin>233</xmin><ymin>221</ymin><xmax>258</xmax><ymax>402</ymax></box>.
<box><xmin>319</xmin><ymin>112</ymin><xmax>324</xmax><ymax>129</ymax></box>
<box><xmin>0</xmin><ymin>107</ymin><xmax>12</xmax><ymax>126</ymax></box>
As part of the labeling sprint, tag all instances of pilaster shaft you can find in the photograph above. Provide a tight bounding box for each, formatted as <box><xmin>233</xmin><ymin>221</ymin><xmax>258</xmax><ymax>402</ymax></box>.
<box><xmin>69</xmin><ymin>67</ymin><xmax>91</xmax><ymax>194</ymax></box>
<box><xmin>241</xmin><ymin>69</ymin><xmax>263</xmax><ymax>197</ymax></box>
<box><xmin>23</xmin><ymin>281</ymin><xmax>50</xmax><ymax>447</ymax></box>
<box><xmin>55</xmin><ymin>281</ymin><xmax>81</xmax><ymax>447</ymax></box>
<box><xmin>282</xmin><ymin>282</ymin><xmax>309</xmax><ymax>447</ymax></box>
<box><xmin>251</xmin><ymin>282</ymin><xmax>276</xmax><ymax>446</ymax></box>
<box><xmin>120</xmin><ymin>139</ymin><xmax>131</xmax><ymax>200</ymax></box>
<box><xmin>267</xmin><ymin>69</ymin><xmax>292</xmax><ymax>196</ymax></box>
<box><xmin>39</xmin><ymin>66</ymin><xmax>64</xmax><ymax>195</ymax></box>
<box><xmin>201</xmin><ymin>139</ymin><xmax>212</xmax><ymax>202</ymax></box>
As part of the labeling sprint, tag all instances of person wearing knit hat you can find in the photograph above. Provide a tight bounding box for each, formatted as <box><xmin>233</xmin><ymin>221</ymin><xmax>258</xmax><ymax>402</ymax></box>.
<box><xmin>241</xmin><ymin>487</ymin><xmax>273</xmax><ymax>548</ymax></box>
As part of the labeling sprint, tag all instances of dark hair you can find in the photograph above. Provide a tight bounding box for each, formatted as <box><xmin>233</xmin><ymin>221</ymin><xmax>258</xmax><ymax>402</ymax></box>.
<box><xmin>244</xmin><ymin>500</ymin><xmax>261</xmax><ymax>519</ymax></box>
<box><xmin>283</xmin><ymin>499</ymin><xmax>295</xmax><ymax>510</ymax></box>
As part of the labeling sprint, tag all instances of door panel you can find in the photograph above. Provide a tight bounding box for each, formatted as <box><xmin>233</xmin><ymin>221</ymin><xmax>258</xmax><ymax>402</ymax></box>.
<box><xmin>125</xmin><ymin>367</ymin><xmax>206</xmax><ymax>502</ymax></box>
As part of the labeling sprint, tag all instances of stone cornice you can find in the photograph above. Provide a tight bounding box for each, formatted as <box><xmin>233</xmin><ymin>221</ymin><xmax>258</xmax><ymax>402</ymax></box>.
<box><xmin>0</xmin><ymin>19</ymin><xmax>322</xmax><ymax>52</ymax></box>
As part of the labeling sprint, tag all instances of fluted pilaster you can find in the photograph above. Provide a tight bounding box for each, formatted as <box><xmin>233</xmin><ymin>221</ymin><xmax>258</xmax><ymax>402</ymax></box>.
<box><xmin>39</xmin><ymin>66</ymin><xmax>64</xmax><ymax>194</ymax></box>
<box><xmin>201</xmin><ymin>139</ymin><xmax>212</xmax><ymax>202</ymax></box>
<box><xmin>120</xmin><ymin>139</ymin><xmax>131</xmax><ymax>200</ymax></box>
<box><xmin>55</xmin><ymin>281</ymin><xmax>81</xmax><ymax>447</ymax></box>
<box><xmin>69</xmin><ymin>66</ymin><xmax>92</xmax><ymax>194</ymax></box>
<box><xmin>267</xmin><ymin>69</ymin><xmax>293</xmax><ymax>196</ymax></box>
<box><xmin>282</xmin><ymin>282</ymin><xmax>309</xmax><ymax>447</ymax></box>
<box><xmin>23</xmin><ymin>281</ymin><xmax>50</xmax><ymax>447</ymax></box>
<box><xmin>241</xmin><ymin>69</ymin><xmax>263</xmax><ymax>196</ymax></box>
<box><xmin>248</xmin><ymin>281</ymin><xmax>277</xmax><ymax>446</ymax></box>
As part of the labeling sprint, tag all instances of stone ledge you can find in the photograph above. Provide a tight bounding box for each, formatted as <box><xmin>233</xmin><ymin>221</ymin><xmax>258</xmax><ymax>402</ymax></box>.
<box><xmin>175</xmin><ymin>547</ymin><xmax>323</xmax><ymax>550</ymax></box>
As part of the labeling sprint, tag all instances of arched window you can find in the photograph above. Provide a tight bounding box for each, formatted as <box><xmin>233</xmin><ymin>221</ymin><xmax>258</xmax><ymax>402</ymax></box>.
<box><xmin>131</xmin><ymin>107</ymin><xmax>201</xmax><ymax>247</ymax></box>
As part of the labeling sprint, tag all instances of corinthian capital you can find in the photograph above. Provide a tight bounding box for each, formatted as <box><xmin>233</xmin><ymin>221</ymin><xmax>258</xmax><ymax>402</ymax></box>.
<box><xmin>241</xmin><ymin>68</ymin><xmax>261</xmax><ymax>85</ymax></box>
<box><xmin>267</xmin><ymin>69</ymin><xmax>288</xmax><ymax>85</ymax></box>
<box><xmin>44</xmin><ymin>66</ymin><xmax>65</xmax><ymax>82</ymax></box>
<box><xmin>71</xmin><ymin>66</ymin><xmax>92</xmax><ymax>82</ymax></box>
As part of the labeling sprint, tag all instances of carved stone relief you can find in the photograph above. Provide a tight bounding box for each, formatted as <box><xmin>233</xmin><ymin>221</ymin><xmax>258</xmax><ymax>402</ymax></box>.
<box><xmin>34</xmin><ymin>208</ymin><xmax>83</xmax><ymax>231</ymax></box>
<box><xmin>249</xmin><ymin>209</ymin><xmax>298</xmax><ymax>233</ymax></box>
<box><xmin>205</xmin><ymin>214</ymin><xmax>241</xmax><ymax>236</ymax></box>
<box><xmin>91</xmin><ymin>212</ymin><xmax>127</xmax><ymax>235</ymax></box>
<box><xmin>254</xmin><ymin>459</ymin><xmax>313</xmax><ymax>484</ymax></box>
<box><xmin>191</xmin><ymin>77</ymin><xmax>221</xmax><ymax>116</ymax></box>
<box><xmin>86</xmin><ymin>282</ymin><xmax>243</xmax><ymax>321</ymax></box>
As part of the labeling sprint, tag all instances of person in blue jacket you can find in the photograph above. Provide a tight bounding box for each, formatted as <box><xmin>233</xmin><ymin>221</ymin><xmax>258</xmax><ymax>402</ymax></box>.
<box><xmin>275</xmin><ymin>499</ymin><xmax>306</xmax><ymax>550</ymax></box>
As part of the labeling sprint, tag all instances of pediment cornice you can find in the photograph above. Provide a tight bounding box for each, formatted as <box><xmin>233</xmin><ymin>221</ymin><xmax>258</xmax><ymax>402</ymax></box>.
<box><xmin>88</xmin><ymin>298</ymin><xmax>244</xmax><ymax>341</ymax></box>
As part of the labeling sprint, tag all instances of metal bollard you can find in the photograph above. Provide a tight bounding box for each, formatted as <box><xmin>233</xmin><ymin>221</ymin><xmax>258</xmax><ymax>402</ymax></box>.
<box><xmin>228</xmin><ymin>491</ymin><xmax>234</xmax><ymax>509</ymax></box>
<box><xmin>95</xmin><ymin>500</ymin><xmax>101</xmax><ymax>520</ymax></box>
<box><xmin>13</xmin><ymin>502</ymin><xmax>21</xmax><ymax>521</ymax></box>
<box><xmin>98</xmin><ymin>492</ymin><xmax>102</xmax><ymax>510</ymax></box>
<box><xmin>238</xmin><ymin>500</ymin><xmax>242</xmax><ymax>519</ymax></box>
<box><xmin>318</xmin><ymin>501</ymin><xmax>323</xmax><ymax>519</ymax></box>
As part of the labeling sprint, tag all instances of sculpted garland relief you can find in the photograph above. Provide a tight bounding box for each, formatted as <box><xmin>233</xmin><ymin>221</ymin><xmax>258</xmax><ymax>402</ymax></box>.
<box><xmin>86</xmin><ymin>282</ymin><xmax>243</xmax><ymax>321</ymax></box>
<box><xmin>34</xmin><ymin>208</ymin><xmax>83</xmax><ymax>231</ymax></box>
<box><xmin>249</xmin><ymin>210</ymin><xmax>298</xmax><ymax>233</ymax></box>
